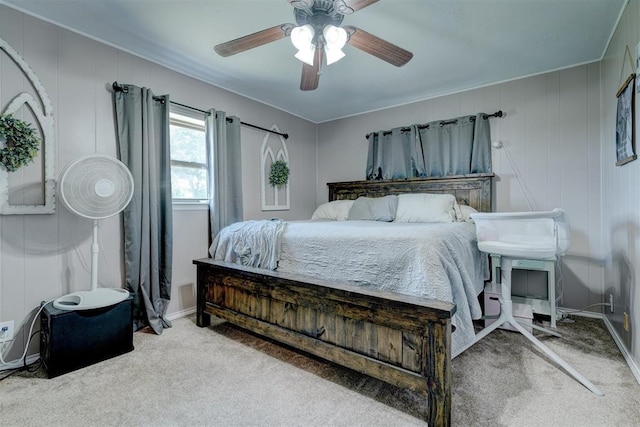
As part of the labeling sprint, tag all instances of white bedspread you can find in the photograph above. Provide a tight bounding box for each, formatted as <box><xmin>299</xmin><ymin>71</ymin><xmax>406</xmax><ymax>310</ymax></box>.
<box><xmin>211</xmin><ymin>220</ymin><xmax>488</xmax><ymax>357</ymax></box>
<box><xmin>211</xmin><ymin>219</ymin><xmax>287</xmax><ymax>270</ymax></box>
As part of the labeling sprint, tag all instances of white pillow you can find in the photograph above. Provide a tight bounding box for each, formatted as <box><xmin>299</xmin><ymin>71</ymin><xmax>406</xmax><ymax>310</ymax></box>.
<box><xmin>458</xmin><ymin>204</ymin><xmax>478</xmax><ymax>222</ymax></box>
<box><xmin>311</xmin><ymin>200</ymin><xmax>355</xmax><ymax>221</ymax></box>
<box><xmin>347</xmin><ymin>195</ymin><xmax>398</xmax><ymax>222</ymax></box>
<box><xmin>394</xmin><ymin>193</ymin><xmax>458</xmax><ymax>223</ymax></box>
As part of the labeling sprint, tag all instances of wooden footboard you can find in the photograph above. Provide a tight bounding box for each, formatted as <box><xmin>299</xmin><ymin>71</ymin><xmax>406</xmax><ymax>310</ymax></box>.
<box><xmin>194</xmin><ymin>259</ymin><xmax>455</xmax><ymax>426</ymax></box>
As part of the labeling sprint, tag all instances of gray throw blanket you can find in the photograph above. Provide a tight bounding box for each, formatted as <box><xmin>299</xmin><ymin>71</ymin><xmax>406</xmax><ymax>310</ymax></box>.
<box><xmin>210</xmin><ymin>219</ymin><xmax>287</xmax><ymax>270</ymax></box>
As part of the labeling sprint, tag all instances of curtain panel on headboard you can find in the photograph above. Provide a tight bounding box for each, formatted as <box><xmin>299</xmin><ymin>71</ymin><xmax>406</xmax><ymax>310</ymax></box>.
<box><xmin>366</xmin><ymin>125</ymin><xmax>424</xmax><ymax>180</ymax></box>
<box><xmin>366</xmin><ymin>113</ymin><xmax>492</xmax><ymax>180</ymax></box>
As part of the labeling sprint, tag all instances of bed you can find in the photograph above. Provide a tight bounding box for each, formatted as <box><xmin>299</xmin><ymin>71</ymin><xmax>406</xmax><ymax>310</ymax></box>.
<box><xmin>194</xmin><ymin>173</ymin><xmax>494</xmax><ymax>426</ymax></box>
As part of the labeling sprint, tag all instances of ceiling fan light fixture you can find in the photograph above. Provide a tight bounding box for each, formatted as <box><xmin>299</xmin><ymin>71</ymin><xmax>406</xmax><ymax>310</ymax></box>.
<box><xmin>295</xmin><ymin>45</ymin><xmax>316</xmax><ymax>66</ymax></box>
<box><xmin>323</xmin><ymin>25</ymin><xmax>347</xmax><ymax>65</ymax></box>
<box><xmin>325</xmin><ymin>47</ymin><xmax>345</xmax><ymax>65</ymax></box>
<box><xmin>291</xmin><ymin>24</ymin><xmax>316</xmax><ymax>65</ymax></box>
<box><xmin>323</xmin><ymin>25</ymin><xmax>347</xmax><ymax>49</ymax></box>
<box><xmin>291</xmin><ymin>24</ymin><xmax>315</xmax><ymax>50</ymax></box>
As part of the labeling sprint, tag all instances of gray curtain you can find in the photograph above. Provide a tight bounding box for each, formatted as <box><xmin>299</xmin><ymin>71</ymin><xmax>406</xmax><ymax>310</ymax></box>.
<box><xmin>366</xmin><ymin>113</ymin><xmax>492</xmax><ymax>179</ymax></box>
<box><xmin>206</xmin><ymin>110</ymin><xmax>243</xmax><ymax>243</ymax></box>
<box><xmin>470</xmin><ymin>113</ymin><xmax>492</xmax><ymax>173</ymax></box>
<box><xmin>114</xmin><ymin>84</ymin><xmax>173</xmax><ymax>334</ymax></box>
<box><xmin>366</xmin><ymin>125</ymin><xmax>425</xmax><ymax>180</ymax></box>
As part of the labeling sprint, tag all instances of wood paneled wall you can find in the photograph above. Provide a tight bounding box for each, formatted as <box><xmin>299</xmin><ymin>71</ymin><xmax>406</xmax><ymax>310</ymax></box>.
<box><xmin>600</xmin><ymin>0</ymin><xmax>640</xmax><ymax>374</ymax></box>
<box><xmin>3</xmin><ymin>1</ymin><xmax>637</xmax><ymax>377</ymax></box>
<box><xmin>317</xmin><ymin>64</ymin><xmax>603</xmax><ymax>315</ymax></box>
<box><xmin>0</xmin><ymin>5</ymin><xmax>317</xmax><ymax>358</ymax></box>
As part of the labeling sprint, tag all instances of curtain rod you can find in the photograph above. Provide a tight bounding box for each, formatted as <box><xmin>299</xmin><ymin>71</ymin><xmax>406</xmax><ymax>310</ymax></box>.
<box><xmin>366</xmin><ymin>110</ymin><xmax>504</xmax><ymax>139</ymax></box>
<box><xmin>112</xmin><ymin>82</ymin><xmax>289</xmax><ymax>139</ymax></box>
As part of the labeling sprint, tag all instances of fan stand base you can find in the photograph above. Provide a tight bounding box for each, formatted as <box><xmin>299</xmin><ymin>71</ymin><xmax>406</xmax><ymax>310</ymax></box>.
<box><xmin>53</xmin><ymin>288</ymin><xmax>130</xmax><ymax>311</ymax></box>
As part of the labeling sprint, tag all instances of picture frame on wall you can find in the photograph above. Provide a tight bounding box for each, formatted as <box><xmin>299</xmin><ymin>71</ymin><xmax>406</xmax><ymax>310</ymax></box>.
<box><xmin>636</xmin><ymin>41</ymin><xmax>640</xmax><ymax>93</ymax></box>
<box><xmin>615</xmin><ymin>73</ymin><xmax>637</xmax><ymax>166</ymax></box>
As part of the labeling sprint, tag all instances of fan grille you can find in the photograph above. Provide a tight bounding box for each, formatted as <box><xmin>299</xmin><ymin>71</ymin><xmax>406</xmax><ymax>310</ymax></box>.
<box><xmin>59</xmin><ymin>155</ymin><xmax>134</xmax><ymax>220</ymax></box>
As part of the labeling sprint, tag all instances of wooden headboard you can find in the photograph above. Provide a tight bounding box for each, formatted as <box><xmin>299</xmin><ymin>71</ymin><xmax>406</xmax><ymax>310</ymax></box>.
<box><xmin>327</xmin><ymin>173</ymin><xmax>494</xmax><ymax>212</ymax></box>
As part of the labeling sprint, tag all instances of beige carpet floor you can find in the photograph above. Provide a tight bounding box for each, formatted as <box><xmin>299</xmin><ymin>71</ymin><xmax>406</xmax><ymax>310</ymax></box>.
<box><xmin>1</xmin><ymin>315</ymin><xmax>639</xmax><ymax>426</ymax></box>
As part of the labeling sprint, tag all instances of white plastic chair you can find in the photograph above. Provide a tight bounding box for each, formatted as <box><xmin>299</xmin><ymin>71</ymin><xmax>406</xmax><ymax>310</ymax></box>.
<box><xmin>463</xmin><ymin>209</ymin><xmax>603</xmax><ymax>396</ymax></box>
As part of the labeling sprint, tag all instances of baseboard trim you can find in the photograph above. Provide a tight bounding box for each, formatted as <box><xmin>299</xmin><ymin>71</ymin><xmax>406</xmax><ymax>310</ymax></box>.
<box><xmin>166</xmin><ymin>306</ymin><xmax>196</xmax><ymax>321</ymax></box>
<box><xmin>602</xmin><ymin>315</ymin><xmax>640</xmax><ymax>385</ymax></box>
<box><xmin>560</xmin><ymin>309</ymin><xmax>603</xmax><ymax>320</ymax></box>
<box><xmin>556</xmin><ymin>309</ymin><xmax>640</xmax><ymax>386</ymax></box>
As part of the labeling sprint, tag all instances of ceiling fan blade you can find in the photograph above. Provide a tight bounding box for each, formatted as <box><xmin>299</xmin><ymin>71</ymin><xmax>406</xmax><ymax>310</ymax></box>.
<box><xmin>344</xmin><ymin>26</ymin><xmax>413</xmax><ymax>67</ymax></box>
<box><xmin>333</xmin><ymin>0</ymin><xmax>379</xmax><ymax>14</ymax></box>
<box><xmin>300</xmin><ymin>46</ymin><xmax>324</xmax><ymax>91</ymax></box>
<box><xmin>214</xmin><ymin>24</ymin><xmax>294</xmax><ymax>57</ymax></box>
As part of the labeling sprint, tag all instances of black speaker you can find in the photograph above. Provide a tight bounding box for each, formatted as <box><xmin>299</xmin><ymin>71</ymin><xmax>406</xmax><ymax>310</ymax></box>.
<box><xmin>40</xmin><ymin>297</ymin><xmax>134</xmax><ymax>378</ymax></box>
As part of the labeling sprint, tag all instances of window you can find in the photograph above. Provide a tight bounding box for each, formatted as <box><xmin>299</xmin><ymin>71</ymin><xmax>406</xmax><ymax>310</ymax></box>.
<box><xmin>169</xmin><ymin>108</ymin><xmax>208</xmax><ymax>204</ymax></box>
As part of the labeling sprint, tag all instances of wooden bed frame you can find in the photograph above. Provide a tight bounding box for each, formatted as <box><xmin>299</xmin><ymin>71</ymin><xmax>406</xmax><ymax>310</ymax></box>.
<box><xmin>195</xmin><ymin>173</ymin><xmax>494</xmax><ymax>426</ymax></box>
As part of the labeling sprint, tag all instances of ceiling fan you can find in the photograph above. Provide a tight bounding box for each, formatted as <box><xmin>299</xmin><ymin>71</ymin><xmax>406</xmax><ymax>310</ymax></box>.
<box><xmin>214</xmin><ymin>0</ymin><xmax>413</xmax><ymax>91</ymax></box>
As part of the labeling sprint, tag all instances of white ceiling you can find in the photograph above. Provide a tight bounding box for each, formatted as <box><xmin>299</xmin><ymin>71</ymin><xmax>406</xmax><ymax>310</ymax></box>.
<box><xmin>0</xmin><ymin>0</ymin><xmax>627</xmax><ymax>123</ymax></box>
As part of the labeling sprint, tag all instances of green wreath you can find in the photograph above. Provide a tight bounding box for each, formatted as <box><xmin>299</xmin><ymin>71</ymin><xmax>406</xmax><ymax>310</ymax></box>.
<box><xmin>0</xmin><ymin>114</ymin><xmax>41</xmax><ymax>172</ymax></box>
<box><xmin>269</xmin><ymin>160</ymin><xmax>290</xmax><ymax>187</ymax></box>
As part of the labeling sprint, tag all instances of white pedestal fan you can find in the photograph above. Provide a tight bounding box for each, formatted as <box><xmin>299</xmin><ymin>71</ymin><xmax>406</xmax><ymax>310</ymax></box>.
<box><xmin>53</xmin><ymin>155</ymin><xmax>134</xmax><ymax>311</ymax></box>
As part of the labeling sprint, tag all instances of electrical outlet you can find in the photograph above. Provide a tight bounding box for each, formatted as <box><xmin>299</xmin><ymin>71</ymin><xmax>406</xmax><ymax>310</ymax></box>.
<box><xmin>0</xmin><ymin>320</ymin><xmax>15</xmax><ymax>343</ymax></box>
<box><xmin>623</xmin><ymin>312</ymin><xmax>630</xmax><ymax>332</ymax></box>
<box><xmin>609</xmin><ymin>294</ymin><xmax>614</xmax><ymax>313</ymax></box>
